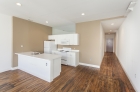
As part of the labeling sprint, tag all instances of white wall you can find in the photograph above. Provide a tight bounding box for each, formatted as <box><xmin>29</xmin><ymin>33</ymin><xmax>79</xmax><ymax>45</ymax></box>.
<box><xmin>105</xmin><ymin>34</ymin><xmax>115</xmax><ymax>52</ymax></box>
<box><xmin>115</xmin><ymin>31</ymin><xmax>119</xmax><ymax>55</ymax></box>
<box><xmin>0</xmin><ymin>13</ymin><xmax>12</xmax><ymax>72</ymax></box>
<box><xmin>116</xmin><ymin>1</ymin><xmax>140</xmax><ymax>91</ymax></box>
<box><xmin>100</xmin><ymin>24</ymin><xmax>105</xmax><ymax>61</ymax></box>
<box><xmin>52</xmin><ymin>28</ymin><xmax>75</xmax><ymax>35</ymax></box>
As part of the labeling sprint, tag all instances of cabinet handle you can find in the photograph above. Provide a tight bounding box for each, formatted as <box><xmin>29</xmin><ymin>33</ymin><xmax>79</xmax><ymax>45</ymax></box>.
<box><xmin>46</xmin><ymin>63</ymin><xmax>47</xmax><ymax>66</ymax></box>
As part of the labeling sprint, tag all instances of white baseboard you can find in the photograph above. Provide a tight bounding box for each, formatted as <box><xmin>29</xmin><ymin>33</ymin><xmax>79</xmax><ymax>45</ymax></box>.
<box><xmin>0</xmin><ymin>67</ymin><xmax>18</xmax><ymax>73</ymax></box>
<box><xmin>11</xmin><ymin>67</ymin><xmax>18</xmax><ymax>70</ymax></box>
<box><xmin>0</xmin><ymin>68</ymin><xmax>11</xmax><ymax>73</ymax></box>
<box><xmin>79</xmin><ymin>63</ymin><xmax>100</xmax><ymax>68</ymax></box>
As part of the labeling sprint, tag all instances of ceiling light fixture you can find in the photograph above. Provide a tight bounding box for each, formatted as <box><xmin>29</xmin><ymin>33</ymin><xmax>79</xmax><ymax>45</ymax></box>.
<box><xmin>111</xmin><ymin>23</ymin><xmax>114</xmax><ymax>25</ymax></box>
<box><xmin>16</xmin><ymin>3</ymin><xmax>22</xmax><ymax>6</ymax></box>
<box><xmin>110</xmin><ymin>30</ymin><xmax>112</xmax><ymax>31</ymax></box>
<box><xmin>81</xmin><ymin>13</ymin><xmax>85</xmax><ymax>16</ymax></box>
<box><xmin>46</xmin><ymin>21</ymin><xmax>48</xmax><ymax>23</ymax></box>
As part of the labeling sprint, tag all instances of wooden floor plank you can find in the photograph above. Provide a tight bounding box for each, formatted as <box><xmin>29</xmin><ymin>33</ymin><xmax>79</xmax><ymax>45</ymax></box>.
<box><xmin>0</xmin><ymin>53</ymin><xmax>135</xmax><ymax>92</ymax></box>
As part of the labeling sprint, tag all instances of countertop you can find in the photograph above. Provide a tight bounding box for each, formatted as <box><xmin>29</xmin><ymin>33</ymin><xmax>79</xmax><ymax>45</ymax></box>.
<box><xmin>15</xmin><ymin>52</ymin><xmax>61</xmax><ymax>60</ymax></box>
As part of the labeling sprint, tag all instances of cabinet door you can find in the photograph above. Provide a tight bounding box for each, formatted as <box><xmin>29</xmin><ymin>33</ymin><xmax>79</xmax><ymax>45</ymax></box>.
<box><xmin>49</xmin><ymin>34</ymin><xmax>79</xmax><ymax>45</ymax></box>
<box><xmin>67</xmin><ymin>34</ymin><xmax>74</xmax><ymax>45</ymax></box>
<box><xmin>54</xmin><ymin>35</ymin><xmax>59</xmax><ymax>44</ymax></box>
<box><xmin>73</xmin><ymin>34</ymin><xmax>79</xmax><ymax>45</ymax></box>
<box><xmin>62</xmin><ymin>34</ymin><xmax>79</xmax><ymax>45</ymax></box>
<box><xmin>57</xmin><ymin>35</ymin><xmax>63</xmax><ymax>44</ymax></box>
<box><xmin>67</xmin><ymin>52</ymin><xmax>75</xmax><ymax>66</ymax></box>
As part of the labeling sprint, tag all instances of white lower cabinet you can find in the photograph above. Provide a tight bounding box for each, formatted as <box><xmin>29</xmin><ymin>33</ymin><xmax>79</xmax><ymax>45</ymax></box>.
<box><xmin>67</xmin><ymin>52</ymin><xmax>79</xmax><ymax>67</ymax></box>
<box><xmin>52</xmin><ymin>51</ymin><xmax>79</xmax><ymax>67</ymax></box>
<box><xmin>67</xmin><ymin>52</ymin><xmax>75</xmax><ymax>66</ymax></box>
<box><xmin>17</xmin><ymin>54</ymin><xmax>61</xmax><ymax>82</ymax></box>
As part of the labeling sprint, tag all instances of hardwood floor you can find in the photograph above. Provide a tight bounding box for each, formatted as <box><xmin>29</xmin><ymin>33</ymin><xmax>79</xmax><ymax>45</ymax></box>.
<box><xmin>0</xmin><ymin>53</ymin><xmax>135</xmax><ymax>92</ymax></box>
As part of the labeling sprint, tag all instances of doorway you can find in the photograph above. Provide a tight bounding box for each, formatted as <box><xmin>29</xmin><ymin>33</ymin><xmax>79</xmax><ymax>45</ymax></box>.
<box><xmin>106</xmin><ymin>38</ymin><xmax>113</xmax><ymax>52</ymax></box>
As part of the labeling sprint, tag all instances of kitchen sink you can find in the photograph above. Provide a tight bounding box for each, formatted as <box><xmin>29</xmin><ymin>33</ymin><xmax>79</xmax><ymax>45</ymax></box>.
<box><xmin>31</xmin><ymin>52</ymin><xmax>40</xmax><ymax>55</ymax></box>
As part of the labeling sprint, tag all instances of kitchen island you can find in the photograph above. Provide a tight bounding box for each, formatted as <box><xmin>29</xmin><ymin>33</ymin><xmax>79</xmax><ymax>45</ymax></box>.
<box><xmin>15</xmin><ymin>52</ymin><xmax>61</xmax><ymax>82</ymax></box>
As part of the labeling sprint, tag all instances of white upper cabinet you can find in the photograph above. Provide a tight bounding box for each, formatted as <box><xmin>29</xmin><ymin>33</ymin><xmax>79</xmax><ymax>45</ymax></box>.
<box><xmin>48</xmin><ymin>34</ymin><xmax>79</xmax><ymax>45</ymax></box>
<box><xmin>73</xmin><ymin>34</ymin><xmax>79</xmax><ymax>45</ymax></box>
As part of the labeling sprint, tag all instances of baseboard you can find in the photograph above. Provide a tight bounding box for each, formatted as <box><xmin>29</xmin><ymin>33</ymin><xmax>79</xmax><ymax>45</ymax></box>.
<box><xmin>79</xmin><ymin>63</ymin><xmax>100</xmax><ymax>68</ymax></box>
<box><xmin>115</xmin><ymin>54</ymin><xmax>137</xmax><ymax>92</ymax></box>
<box><xmin>0</xmin><ymin>68</ymin><xmax>11</xmax><ymax>73</ymax></box>
<box><xmin>0</xmin><ymin>67</ymin><xmax>18</xmax><ymax>73</ymax></box>
<box><xmin>11</xmin><ymin>67</ymin><xmax>18</xmax><ymax>70</ymax></box>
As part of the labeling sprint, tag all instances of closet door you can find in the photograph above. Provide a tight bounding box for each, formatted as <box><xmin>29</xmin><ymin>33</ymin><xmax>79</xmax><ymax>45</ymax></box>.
<box><xmin>106</xmin><ymin>38</ymin><xmax>113</xmax><ymax>52</ymax></box>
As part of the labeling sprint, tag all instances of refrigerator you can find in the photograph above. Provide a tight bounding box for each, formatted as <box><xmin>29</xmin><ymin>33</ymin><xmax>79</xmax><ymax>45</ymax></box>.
<box><xmin>44</xmin><ymin>41</ymin><xmax>57</xmax><ymax>54</ymax></box>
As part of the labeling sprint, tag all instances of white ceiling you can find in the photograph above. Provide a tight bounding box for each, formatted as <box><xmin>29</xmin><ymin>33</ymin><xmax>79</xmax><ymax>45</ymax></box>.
<box><xmin>0</xmin><ymin>0</ymin><xmax>135</xmax><ymax>28</ymax></box>
<box><xmin>101</xmin><ymin>18</ymin><xmax>125</xmax><ymax>33</ymax></box>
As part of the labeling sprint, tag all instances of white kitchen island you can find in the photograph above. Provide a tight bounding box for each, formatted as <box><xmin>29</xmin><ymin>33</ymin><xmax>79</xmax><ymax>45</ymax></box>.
<box><xmin>15</xmin><ymin>52</ymin><xmax>61</xmax><ymax>82</ymax></box>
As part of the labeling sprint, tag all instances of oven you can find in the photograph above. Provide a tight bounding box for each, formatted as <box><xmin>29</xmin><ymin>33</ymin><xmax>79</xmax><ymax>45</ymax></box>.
<box><xmin>61</xmin><ymin>52</ymin><xmax>68</xmax><ymax>65</ymax></box>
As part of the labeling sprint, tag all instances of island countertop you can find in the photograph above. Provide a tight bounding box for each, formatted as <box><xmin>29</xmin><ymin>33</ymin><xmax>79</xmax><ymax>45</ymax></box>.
<box><xmin>15</xmin><ymin>52</ymin><xmax>61</xmax><ymax>60</ymax></box>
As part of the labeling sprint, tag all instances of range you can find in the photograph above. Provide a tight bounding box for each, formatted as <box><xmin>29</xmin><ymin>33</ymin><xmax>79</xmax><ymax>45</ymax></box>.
<box><xmin>52</xmin><ymin>47</ymin><xmax>79</xmax><ymax>67</ymax></box>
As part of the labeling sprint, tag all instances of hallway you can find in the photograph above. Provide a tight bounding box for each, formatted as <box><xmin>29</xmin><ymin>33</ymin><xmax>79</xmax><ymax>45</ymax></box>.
<box><xmin>98</xmin><ymin>53</ymin><xmax>135</xmax><ymax>92</ymax></box>
<box><xmin>0</xmin><ymin>53</ymin><xmax>135</xmax><ymax>92</ymax></box>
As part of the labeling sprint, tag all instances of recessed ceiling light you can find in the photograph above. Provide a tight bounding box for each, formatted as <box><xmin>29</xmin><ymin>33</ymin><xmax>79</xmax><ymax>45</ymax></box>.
<box><xmin>46</xmin><ymin>21</ymin><xmax>48</xmax><ymax>23</ymax></box>
<box><xmin>111</xmin><ymin>23</ymin><xmax>114</xmax><ymax>25</ymax></box>
<box><xmin>81</xmin><ymin>13</ymin><xmax>85</xmax><ymax>16</ymax></box>
<box><xmin>16</xmin><ymin>3</ymin><xmax>22</xmax><ymax>6</ymax></box>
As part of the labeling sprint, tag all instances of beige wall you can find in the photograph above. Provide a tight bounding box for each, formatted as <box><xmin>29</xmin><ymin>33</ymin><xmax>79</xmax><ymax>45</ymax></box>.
<box><xmin>76</xmin><ymin>20</ymin><xmax>102</xmax><ymax>65</ymax></box>
<box><xmin>58</xmin><ymin>20</ymin><xmax>102</xmax><ymax>66</ymax></box>
<box><xmin>13</xmin><ymin>17</ymin><xmax>52</xmax><ymax>67</ymax></box>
